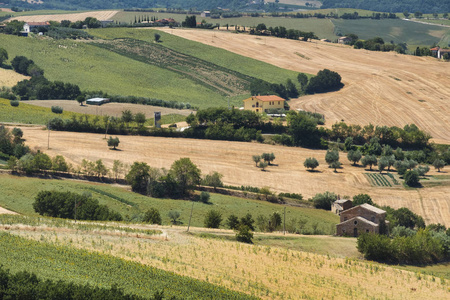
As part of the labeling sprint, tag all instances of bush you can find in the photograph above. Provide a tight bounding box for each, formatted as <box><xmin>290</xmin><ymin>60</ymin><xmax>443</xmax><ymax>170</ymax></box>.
<box><xmin>199</xmin><ymin>191</ymin><xmax>210</xmax><ymax>203</ymax></box>
<box><xmin>143</xmin><ymin>208</ymin><xmax>162</xmax><ymax>225</ymax></box>
<box><xmin>51</xmin><ymin>106</ymin><xmax>63</xmax><ymax>114</ymax></box>
<box><xmin>404</xmin><ymin>170</ymin><xmax>420</xmax><ymax>187</ymax></box>
<box><xmin>168</xmin><ymin>211</ymin><xmax>181</xmax><ymax>225</ymax></box>
<box><xmin>305</xmin><ymin>69</ymin><xmax>343</xmax><ymax>94</ymax></box>
<box><xmin>304</xmin><ymin>157</ymin><xmax>319</xmax><ymax>170</ymax></box>
<box><xmin>9</xmin><ymin>100</ymin><xmax>19</xmax><ymax>107</ymax></box>
<box><xmin>352</xmin><ymin>194</ymin><xmax>373</xmax><ymax>205</ymax></box>
<box><xmin>236</xmin><ymin>225</ymin><xmax>253</xmax><ymax>244</ymax></box>
<box><xmin>312</xmin><ymin>191</ymin><xmax>337</xmax><ymax>210</ymax></box>
<box><xmin>226</xmin><ymin>214</ymin><xmax>240</xmax><ymax>230</ymax></box>
<box><xmin>204</xmin><ymin>209</ymin><xmax>222</xmax><ymax>228</ymax></box>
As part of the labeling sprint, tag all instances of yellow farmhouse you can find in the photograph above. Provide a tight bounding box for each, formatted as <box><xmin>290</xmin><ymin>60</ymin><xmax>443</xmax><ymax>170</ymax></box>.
<box><xmin>243</xmin><ymin>95</ymin><xmax>285</xmax><ymax>113</ymax></box>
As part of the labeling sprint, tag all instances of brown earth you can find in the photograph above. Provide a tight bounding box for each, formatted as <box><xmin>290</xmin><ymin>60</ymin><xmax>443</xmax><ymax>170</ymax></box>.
<box><xmin>0</xmin><ymin>206</ymin><xmax>17</xmax><ymax>215</ymax></box>
<box><xmin>0</xmin><ymin>69</ymin><xmax>29</xmax><ymax>87</ymax></box>
<box><xmin>26</xmin><ymin>100</ymin><xmax>193</xmax><ymax>117</ymax></box>
<box><xmin>18</xmin><ymin>127</ymin><xmax>450</xmax><ymax>227</ymax></box>
<box><xmin>158</xmin><ymin>28</ymin><xmax>450</xmax><ymax>145</ymax></box>
<box><xmin>8</xmin><ymin>10</ymin><xmax>119</xmax><ymax>23</ymax></box>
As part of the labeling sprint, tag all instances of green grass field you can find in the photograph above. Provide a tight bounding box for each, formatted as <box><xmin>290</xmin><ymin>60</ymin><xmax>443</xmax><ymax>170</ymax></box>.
<box><xmin>0</xmin><ymin>174</ymin><xmax>339</xmax><ymax>233</ymax></box>
<box><xmin>331</xmin><ymin>18</ymin><xmax>450</xmax><ymax>48</ymax></box>
<box><xmin>0</xmin><ymin>232</ymin><xmax>251</xmax><ymax>299</ymax></box>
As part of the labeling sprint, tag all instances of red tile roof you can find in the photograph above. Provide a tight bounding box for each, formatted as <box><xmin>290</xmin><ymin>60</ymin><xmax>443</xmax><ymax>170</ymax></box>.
<box><xmin>26</xmin><ymin>22</ymin><xmax>50</xmax><ymax>26</ymax></box>
<box><xmin>253</xmin><ymin>95</ymin><xmax>285</xmax><ymax>102</ymax></box>
<box><xmin>430</xmin><ymin>47</ymin><xmax>440</xmax><ymax>51</ymax></box>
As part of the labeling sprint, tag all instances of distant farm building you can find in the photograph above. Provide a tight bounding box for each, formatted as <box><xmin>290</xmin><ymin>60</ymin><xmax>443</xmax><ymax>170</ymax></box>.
<box><xmin>23</xmin><ymin>21</ymin><xmax>50</xmax><ymax>33</ymax></box>
<box><xmin>86</xmin><ymin>98</ymin><xmax>110</xmax><ymax>105</ymax></box>
<box><xmin>321</xmin><ymin>39</ymin><xmax>331</xmax><ymax>43</ymax></box>
<box><xmin>201</xmin><ymin>11</ymin><xmax>211</xmax><ymax>17</ymax></box>
<box><xmin>332</xmin><ymin>199</ymin><xmax>353</xmax><ymax>215</ymax></box>
<box><xmin>100</xmin><ymin>20</ymin><xmax>114</xmax><ymax>28</ymax></box>
<box><xmin>338</xmin><ymin>36</ymin><xmax>352</xmax><ymax>45</ymax></box>
<box><xmin>243</xmin><ymin>95</ymin><xmax>285</xmax><ymax>113</ymax></box>
<box><xmin>334</xmin><ymin>203</ymin><xmax>388</xmax><ymax>237</ymax></box>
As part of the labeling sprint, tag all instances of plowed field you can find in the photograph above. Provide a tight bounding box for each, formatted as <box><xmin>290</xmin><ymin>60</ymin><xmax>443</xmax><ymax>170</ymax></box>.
<box><xmin>158</xmin><ymin>28</ymin><xmax>450</xmax><ymax>144</ymax></box>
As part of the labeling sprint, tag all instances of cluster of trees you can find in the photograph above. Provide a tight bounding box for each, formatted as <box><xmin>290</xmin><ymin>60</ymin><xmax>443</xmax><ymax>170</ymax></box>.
<box><xmin>0</xmin><ymin>265</ymin><xmax>163</xmax><ymax>300</ymax></box>
<box><xmin>33</xmin><ymin>190</ymin><xmax>123</xmax><ymax>221</ymax></box>
<box><xmin>11</xmin><ymin>56</ymin><xmax>43</xmax><ymax>77</ymax></box>
<box><xmin>252</xmin><ymin>153</ymin><xmax>276</xmax><ymax>171</ymax></box>
<box><xmin>182</xmin><ymin>15</ymin><xmax>197</xmax><ymax>28</ymax></box>
<box><xmin>304</xmin><ymin>69</ymin><xmax>343</xmax><ymax>94</ymax></box>
<box><xmin>250</xmin><ymin>23</ymin><xmax>317</xmax><ymax>42</ymax></box>
<box><xmin>250</xmin><ymin>78</ymin><xmax>299</xmax><ymax>99</ymax></box>
<box><xmin>353</xmin><ymin>37</ymin><xmax>402</xmax><ymax>53</ymax></box>
<box><xmin>321</xmin><ymin>0</ymin><xmax>449</xmax><ymax>14</ymax></box>
<box><xmin>47</xmin><ymin>27</ymin><xmax>94</xmax><ymax>40</ymax></box>
<box><xmin>126</xmin><ymin>158</ymin><xmax>201</xmax><ymax>198</ymax></box>
<box><xmin>0</xmin><ymin>126</ymin><xmax>29</xmax><ymax>163</ymax></box>
<box><xmin>357</xmin><ymin>227</ymin><xmax>449</xmax><ymax>264</ymax></box>
<box><xmin>13</xmin><ymin>76</ymin><xmax>81</xmax><ymax>100</ymax></box>
<box><xmin>0</xmin><ymin>20</ymin><xmax>24</xmax><ymax>35</ymax></box>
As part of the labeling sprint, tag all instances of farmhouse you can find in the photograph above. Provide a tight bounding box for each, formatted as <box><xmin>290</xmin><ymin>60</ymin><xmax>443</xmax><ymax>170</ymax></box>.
<box><xmin>243</xmin><ymin>95</ymin><xmax>285</xmax><ymax>113</ymax></box>
<box><xmin>338</xmin><ymin>36</ymin><xmax>352</xmax><ymax>45</ymax></box>
<box><xmin>335</xmin><ymin>203</ymin><xmax>388</xmax><ymax>237</ymax></box>
<box><xmin>430</xmin><ymin>46</ymin><xmax>450</xmax><ymax>59</ymax></box>
<box><xmin>23</xmin><ymin>22</ymin><xmax>50</xmax><ymax>33</ymax></box>
<box><xmin>332</xmin><ymin>199</ymin><xmax>352</xmax><ymax>215</ymax></box>
<box><xmin>201</xmin><ymin>11</ymin><xmax>211</xmax><ymax>17</ymax></box>
<box><xmin>86</xmin><ymin>98</ymin><xmax>110</xmax><ymax>105</ymax></box>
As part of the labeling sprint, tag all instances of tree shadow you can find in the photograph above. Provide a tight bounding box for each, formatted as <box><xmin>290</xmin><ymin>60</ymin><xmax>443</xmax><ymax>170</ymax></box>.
<box><xmin>109</xmin><ymin>148</ymin><xmax>123</xmax><ymax>151</ymax></box>
<box><xmin>306</xmin><ymin>169</ymin><xmax>321</xmax><ymax>173</ymax></box>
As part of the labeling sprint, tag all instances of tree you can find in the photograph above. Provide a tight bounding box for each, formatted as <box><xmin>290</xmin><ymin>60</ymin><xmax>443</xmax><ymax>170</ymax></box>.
<box><xmin>258</xmin><ymin>161</ymin><xmax>268</xmax><ymax>171</ymax></box>
<box><xmin>240</xmin><ymin>213</ymin><xmax>255</xmax><ymax>231</ymax></box>
<box><xmin>10</xmin><ymin>100</ymin><xmax>19</xmax><ymax>107</ymax></box>
<box><xmin>168</xmin><ymin>211</ymin><xmax>181</xmax><ymax>225</ymax></box>
<box><xmin>305</xmin><ymin>69</ymin><xmax>343</xmax><ymax>94</ymax></box>
<box><xmin>378</xmin><ymin>156</ymin><xmax>389</xmax><ymax>173</ymax></box>
<box><xmin>416</xmin><ymin>165</ymin><xmax>430</xmax><ymax>176</ymax></box>
<box><xmin>352</xmin><ymin>194</ymin><xmax>373</xmax><ymax>205</ymax></box>
<box><xmin>286</xmin><ymin>79</ymin><xmax>299</xmax><ymax>98</ymax></box>
<box><xmin>121</xmin><ymin>109</ymin><xmax>133</xmax><ymax>127</ymax></box>
<box><xmin>202</xmin><ymin>171</ymin><xmax>223</xmax><ymax>190</ymax></box>
<box><xmin>361</xmin><ymin>155</ymin><xmax>377</xmax><ymax>171</ymax></box>
<box><xmin>268</xmin><ymin>212</ymin><xmax>282</xmax><ymax>232</ymax></box>
<box><xmin>262</xmin><ymin>153</ymin><xmax>275</xmax><ymax>165</ymax></box>
<box><xmin>199</xmin><ymin>191</ymin><xmax>210</xmax><ymax>203</ymax></box>
<box><xmin>0</xmin><ymin>48</ymin><xmax>8</xmax><ymax>67</ymax></box>
<box><xmin>76</xmin><ymin>95</ymin><xmax>85</xmax><ymax>106</ymax></box>
<box><xmin>134</xmin><ymin>112</ymin><xmax>146</xmax><ymax>126</ymax></box>
<box><xmin>344</xmin><ymin>137</ymin><xmax>354</xmax><ymax>151</ymax></box>
<box><xmin>169</xmin><ymin>158</ymin><xmax>201</xmax><ymax>196</ymax></box>
<box><xmin>33</xmin><ymin>151</ymin><xmax>52</xmax><ymax>172</ymax></box>
<box><xmin>154</xmin><ymin>33</ymin><xmax>161</xmax><ymax>42</ymax></box>
<box><xmin>51</xmin><ymin>106</ymin><xmax>63</xmax><ymax>114</ymax></box>
<box><xmin>325</xmin><ymin>150</ymin><xmax>340</xmax><ymax>171</ymax></box>
<box><xmin>432</xmin><ymin>159</ymin><xmax>445</xmax><ymax>172</ymax></box>
<box><xmin>313</xmin><ymin>191</ymin><xmax>337</xmax><ymax>210</ymax></box>
<box><xmin>11</xmin><ymin>56</ymin><xmax>34</xmax><ymax>75</ymax></box>
<box><xmin>304</xmin><ymin>157</ymin><xmax>319</xmax><ymax>171</ymax></box>
<box><xmin>182</xmin><ymin>15</ymin><xmax>197</xmax><ymax>28</ymax></box>
<box><xmin>404</xmin><ymin>170</ymin><xmax>420</xmax><ymax>187</ymax></box>
<box><xmin>17</xmin><ymin>153</ymin><xmax>36</xmax><ymax>175</ymax></box>
<box><xmin>93</xmin><ymin>159</ymin><xmax>108</xmax><ymax>178</ymax></box>
<box><xmin>236</xmin><ymin>225</ymin><xmax>253</xmax><ymax>244</ymax></box>
<box><xmin>414</xmin><ymin>11</ymin><xmax>423</xmax><ymax>18</ymax></box>
<box><xmin>252</xmin><ymin>155</ymin><xmax>261</xmax><ymax>166</ymax></box>
<box><xmin>143</xmin><ymin>208</ymin><xmax>162</xmax><ymax>225</ymax></box>
<box><xmin>52</xmin><ymin>155</ymin><xmax>68</xmax><ymax>172</ymax></box>
<box><xmin>112</xmin><ymin>160</ymin><xmax>124</xmax><ymax>180</ymax></box>
<box><xmin>107</xmin><ymin>136</ymin><xmax>120</xmax><ymax>150</ymax></box>
<box><xmin>347</xmin><ymin>149</ymin><xmax>362</xmax><ymax>166</ymax></box>
<box><xmin>126</xmin><ymin>162</ymin><xmax>150</xmax><ymax>193</ymax></box>
<box><xmin>204</xmin><ymin>209</ymin><xmax>222</xmax><ymax>228</ymax></box>
<box><xmin>297</xmin><ymin>73</ymin><xmax>308</xmax><ymax>90</ymax></box>
<box><xmin>403</xmin><ymin>11</ymin><xmax>410</xmax><ymax>18</ymax></box>
<box><xmin>226</xmin><ymin>214</ymin><xmax>240</xmax><ymax>230</ymax></box>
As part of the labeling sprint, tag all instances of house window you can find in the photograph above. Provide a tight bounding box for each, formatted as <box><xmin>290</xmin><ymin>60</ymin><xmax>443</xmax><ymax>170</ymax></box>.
<box><xmin>371</xmin><ymin>216</ymin><xmax>375</xmax><ymax>222</ymax></box>
<box><xmin>344</xmin><ymin>217</ymin><xmax>347</xmax><ymax>221</ymax></box>
<box><xmin>366</xmin><ymin>229</ymin><xmax>369</xmax><ymax>233</ymax></box>
<box><xmin>354</xmin><ymin>220</ymin><xmax>358</xmax><ymax>225</ymax></box>
<box><xmin>278</xmin><ymin>101</ymin><xmax>280</xmax><ymax>104</ymax></box>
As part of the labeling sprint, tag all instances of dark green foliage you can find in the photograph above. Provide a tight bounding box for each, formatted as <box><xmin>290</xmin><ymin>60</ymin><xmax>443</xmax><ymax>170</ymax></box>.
<box><xmin>361</xmin><ymin>155</ymin><xmax>377</xmax><ymax>170</ymax></box>
<box><xmin>13</xmin><ymin>76</ymin><xmax>81</xmax><ymax>100</ymax></box>
<box><xmin>236</xmin><ymin>225</ymin><xmax>253</xmax><ymax>244</ymax></box>
<box><xmin>305</xmin><ymin>69</ymin><xmax>343</xmax><ymax>94</ymax></box>
<box><xmin>404</xmin><ymin>170</ymin><xmax>420</xmax><ymax>187</ymax></box>
<box><xmin>286</xmin><ymin>111</ymin><xmax>322</xmax><ymax>148</ymax></box>
<box><xmin>126</xmin><ymin>162</ymin><xmax>151</xmax><ymax>194</ymax></box>
<box><xmin>261</xmin><ymin>152</ymin><xmax>275</xmax><ymax>165</ymax></box>
<box><xmin>240</xmin><ymin>213</ymin><xmax>255</xmax><ymax>231</ymax></box>
<box><xmin>199</xmin><ymin>191</ymin><xmax>210</xmax><ymax>203</ymax></box>
<box><xmin>385</xmin><ymin>206</ymin><xmax>425</xmax><ymax>229</ymax></box>
<box><xmin>0</xmin><ymin>47</ymin><xmax>8</xmax><ymax>66</ymax></box>
<box><xmin>278</xmin><ymin>192</ymin><xmax>303</xmax><ymax>201</ymax></box>
<box><xmin>347</xmin><ymin>149</ymin><xmax>362</xmax><ymax>165</ymax></box>
<box><xmin>182</xmin><ymin>15</ymin><xmax>197</xmax><ymax>28</ymax></box>
<box><xmin>325</xmin><ymin>150</ymin><xmax>341</xmax><ymax>171</ymax></box>
<box><xmin>51</xmin><ymin>106</ymin><xmax>63</xmax><ymax>114</ymax></box>
<box><xmin>312</xmin><ymin>191</ymin><xmax>337</xmax><ymax>210</ymax></box>
<box><xmin>11</xmin><ymin>56</ymin><xmax>36</xmax><ymax>76</ymax></box>
<box><xmin>0</xmin><ymin>265</ymin><xmax>153</xmax><ymax>300</ymax></box>
<box><xmin>143</xmin><ymin>208</ymin><xmax>162</xmax><ymax>225</ymax></box>
<box><xmin>168</xmin><ymin>211</ymin><xmax>181</xmax><ymax>225</ymax></box>
<box><xmin>170</xmin><ymin>158</ymin><xmax>201</xmax><ymax>197</ymax></box>
<box><xmin>204</xmin><ymin>209</ymin><xmax>222</xmax><ymax>228</ymax></box>
<box><xmin>226</xmin><ymin>214</ymin><xmax>240</xmax><ymax>230</ymax></box>
<box><xmin>357</xmin><ymin>230</ymin><xmax>448</xmax><ymax>264</ymax></box>
<box><xmin>202</xmin><ymin>171</ymin><xmax>223</xmax><ymax>190</ymax></box>
<box><xmin>107</xmin><ymin>136</ymin><xmax>120</xmax><ymax>150</ymax></box>
<box><xmin>297</xmin><ymin>73</ymin><xmax>308</xmax><ymax>90</ymax></box>
<box><xmin>304</xmin><ymin>157</ymin><xmax>319</xmax><ymax>170</ymax></box>
<box><xmin>352</xmin><ymin>194</ymin><xmax>374</xmax><ymax>205</ymax></box>
<box><xmin>2</xmin><ymin>20</ymin><xmax>24</xmax><ymax>36</ymax></box>
<box><xmin>0</xmin><ymin>125</ymin><xmax>28</xmax><ymax>158</ymax></box>
<box><xmin>154</xmin><ymin>33</ymin><xmax>161</xmax><ymax>42</ymax></box>
<box><xmin>33</xmin><ymin>190</ymin><xmax>122</xmax><ymax>221</ymax></box>
<box><xmin>432</xmin><ymin>159</ymin><xmax>445</xmax><ymax>172</ymax></box>
<box><xmin>322</xmin><ymin>0</ymin><xmax>449</xmax><ymax>14</ymax></box>
<box><xmin>46</xmin><ymin>27</ymin><xmax>94</xmax><ymax>39</ymax></box>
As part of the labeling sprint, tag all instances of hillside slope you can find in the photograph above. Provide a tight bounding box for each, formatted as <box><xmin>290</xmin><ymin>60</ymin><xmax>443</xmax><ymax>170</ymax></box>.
<box><xmin>159</xmin><ymin>28</ymin><xmax>450</xmax><ymax>144</ymax></box>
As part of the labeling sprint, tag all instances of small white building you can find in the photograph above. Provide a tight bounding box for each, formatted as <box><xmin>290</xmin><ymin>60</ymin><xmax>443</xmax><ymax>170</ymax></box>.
<box><xmin>23</xmin><ymin>22</ymin><xmax>50</xmax><ymax>33</ymax></box>
<box><xmin>201</xmin><ymin>11</ymin><xmax>211</xmax><ymax>17</ymax></box>
<box><xmin>86</xmin><ymin>98</ymin><xmax>110</xmax><ymax>105</ymax></box>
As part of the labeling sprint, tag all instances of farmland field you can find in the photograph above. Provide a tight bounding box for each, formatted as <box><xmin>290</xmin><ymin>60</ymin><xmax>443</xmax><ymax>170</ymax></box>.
<box><xmin>0</xmin><ymin>68</ymin><xmax>28</xmax><ymax>87</ymax></box>
<box><xmin>8</xmin><ymin>10</ymin><xmax>119</xmax><ymax>22</ymax></box>
<box><xmin>16</xmin><ymin>127</ymin><xmax>450</xmax><ymax>227</ymax></box>
<box><xmin>159</xmin><ymin>28</ymin><xmax>450</xmax><ymax>145</ymax></box>
<box><xmin>1</xmin><ymin>218</ymin><xmax>447</xmax><ymax>300</ymax></box>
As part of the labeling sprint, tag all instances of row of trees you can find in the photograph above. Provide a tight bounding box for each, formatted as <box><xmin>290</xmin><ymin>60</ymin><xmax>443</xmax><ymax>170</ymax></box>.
<box><xmin>250</xmin><ymin>23</ymin><xmax>317</xmax><ymax>41</ymax></box>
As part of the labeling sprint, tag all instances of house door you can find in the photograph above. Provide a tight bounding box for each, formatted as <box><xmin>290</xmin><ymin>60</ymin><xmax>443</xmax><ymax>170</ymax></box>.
<box><xmin>353</xmin><ymin>228</ymin><xmax>358</xmax><ymax>237</ymax></box>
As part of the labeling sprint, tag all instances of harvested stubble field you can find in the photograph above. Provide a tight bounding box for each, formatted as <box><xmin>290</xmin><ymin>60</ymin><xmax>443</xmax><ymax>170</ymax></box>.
<box><xmin>4</xmin><ymin>220</ymin><xmax>448</xmax><ymax>300</ymax></box>
<box><xmin>18</xmin><ymin>127</ymin><xmax>450</xmax><ymax>227</ymax></box>
<box><xmin>0</xmin><ymin>68</ymin><xmax>28</xmax><ymax>87</ymax></box>
<box><xmin>27</xmin><ymin>100</ymin><xmax>193</xmax><ymax>117</ymax></box>
<box><xmin>8</xmin><ymin>10</ymin><xmax>118</xmax><ymax>22</ymax></box>
<box><xmin>159</xmin><ymin>29</ymin><xmax>450</xmax><ymax>145</ymax></box>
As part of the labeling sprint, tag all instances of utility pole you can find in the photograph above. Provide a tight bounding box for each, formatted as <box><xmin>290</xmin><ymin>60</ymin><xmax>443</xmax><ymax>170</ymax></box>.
<box><xmin>283</xmin><ymin>207</ymin><xmax>286</xmax><ymax>235</ymax></box>
<box><xmin>187</xmin><ymin>201</ymin><xmax>194</xmax><ymax>232</ymax></box>
<box><xmin>47</xmin><ymin>121</ymin><xmax>50</xmax><ymax>150</ymax></box>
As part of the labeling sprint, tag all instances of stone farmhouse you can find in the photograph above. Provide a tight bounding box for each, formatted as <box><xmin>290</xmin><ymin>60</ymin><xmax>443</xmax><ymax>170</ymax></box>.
<box><xmin>334</xmin><ymin>202</ymin><xmax>388</xmax><ymax>237</ymax></box>
<box><xmin>331</xmin><ymin>199</ymin><xmax>352</xmax><ymax>215</ymax></box>
<box><xmin>430</xmin><ymin>46</ymin><xmax>450</xmax><ymax>59</ymax></box>
<box><xmin>23</xmin><ymin>21</ymin><xmax>50</xmax><ymax>33</ymax></box>
<box><xmin>243</xmin><ymin>95</ymin><xmax>285</xmax><ymax>113</ymax></box>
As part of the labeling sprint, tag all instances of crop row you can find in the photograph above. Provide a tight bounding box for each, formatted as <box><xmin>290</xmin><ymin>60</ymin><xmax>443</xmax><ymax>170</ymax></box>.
<box><xmin>366</xmin><ymin>173</ymin><xmax>392</xmax><ymax>187</ymax></box>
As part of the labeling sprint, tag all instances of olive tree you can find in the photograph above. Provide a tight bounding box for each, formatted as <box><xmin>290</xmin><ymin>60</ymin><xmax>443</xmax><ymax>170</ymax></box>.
<box><xmin>304</xmin><ymin>157</ymin><xmax>319</xmax><ymax>171</ymax></box>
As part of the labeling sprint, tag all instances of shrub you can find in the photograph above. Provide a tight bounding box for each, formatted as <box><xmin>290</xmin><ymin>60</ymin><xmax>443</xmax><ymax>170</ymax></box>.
<box><xmin>9</xmin><ymin>100</ymin><xmax>19</xmax><ymax>107</ymax></box>
<box><xmin>51</xmin><ymin>106</ymin><xmax>63</xmax><ymax>114</ymax></box>
<box><xmin>199</xmin><ymin>191</ymin><xmax>210</xmax><ymax>203</ymax></box>
<box><xmin>168</xmin><ymin>211</ymin><xmax>181</xmax><ymax>225</ymax></box>
<box><xmin>202</xmin><ymin>171</ymin><xmax>223</xmax><ymax>189</ymax></box>
<box><xmin>204</xmin><ymin>209</ymin><xmax>222</xmax><ymax>228</ymax></box>
<box><xmin>143</xmin><ymin>208</ymin><xmax>162</xmax><ymax>225</ymax></box>
<box><xmin>352</xmin><ymin>194</ymin><xmax>373</xmax><ymax>205</ymax></box>
<box><xmin>236</xmin><ymin>225</ymin><xmax>253</xmax><ymax>244</ymax></box>
<box><xmin>226</xmin><ymin>214</ymin><xmax>240</xmax><ymax>230</ymax></box>
<box><xmin>312</xmin><ymin>191</ymin><xmax>337</xmax><ymax>210</ymax></box>
<box><xmin>404</xmin><ymin>170</ymin><xmax>420</xmax><ymax>187</ymax></box>
<box><xmin>304</xmin><ymin>157</ymin><xmax>319</xmax><ymax>170</ymax></box>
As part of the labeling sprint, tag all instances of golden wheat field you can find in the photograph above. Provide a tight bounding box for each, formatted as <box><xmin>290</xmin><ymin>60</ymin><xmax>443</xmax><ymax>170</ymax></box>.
<box><xmin>158</xmin><ymin>28</ymin><xmax>450</xmax><ymax>145</ymax></box>
<box><xmin>0</xmin><ymin>68</ymin><xmax>28</xmax><ymax>87</ymax></box>
<box><xmin>18</xmin><ymin>127</ymin><xmax>450</xmax><ymax>227</ymax></box>
<box><xmin>8</xmin><ymin>10</ymin><xmax>118</xmax><ymax>23</ymax></box>
<box><xmin>5</xmin><ymin>223</ymin><xmax>448</xmax><ymax>300</ymax></box>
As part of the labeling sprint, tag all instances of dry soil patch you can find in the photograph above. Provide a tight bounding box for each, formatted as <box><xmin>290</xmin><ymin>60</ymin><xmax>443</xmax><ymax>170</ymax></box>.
<box><xmin>0</xmin><ymin>69</ymin><xmax>29</xmax><ymax>87</ymax></box>
<box><xmin>9</xmin><ymin>11</ymin><xmax>118</xmax><ymax>23</ymax></box>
